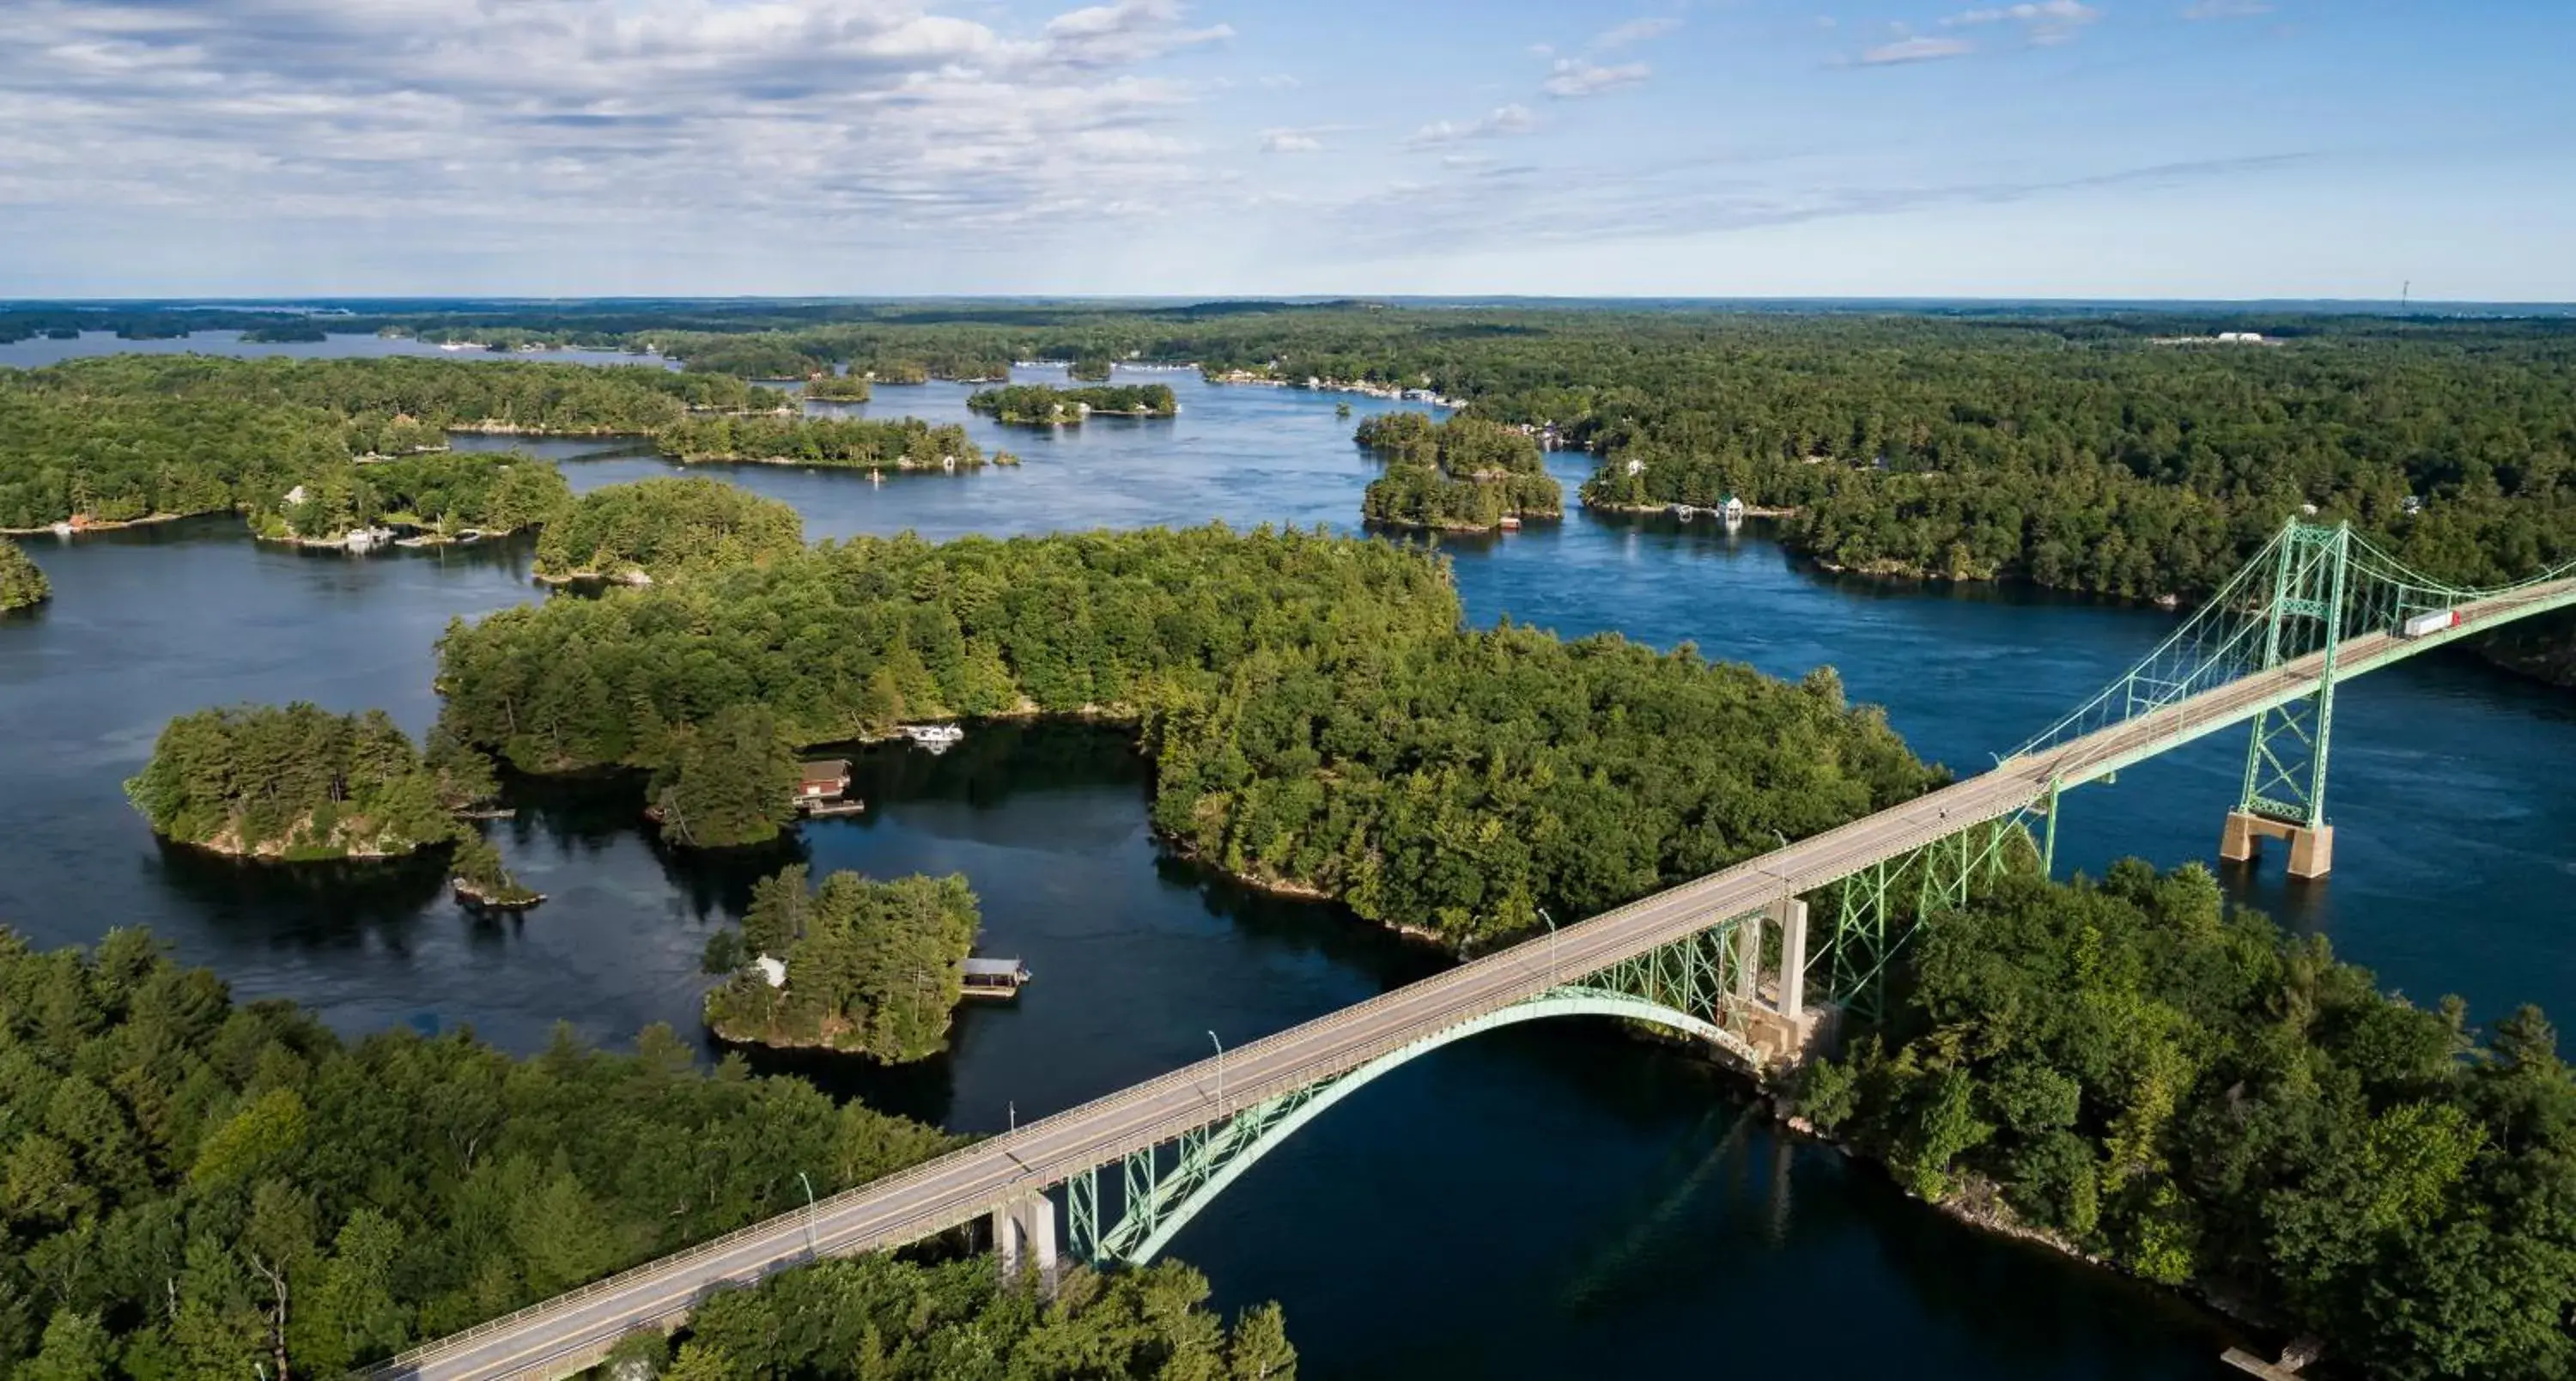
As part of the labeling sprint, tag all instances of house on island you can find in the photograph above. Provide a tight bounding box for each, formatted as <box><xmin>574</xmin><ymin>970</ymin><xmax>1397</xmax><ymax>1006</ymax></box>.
<box><xmin>1719</xmin><ymin>495</ymin><xmax>1747</xmax><ymax>520</ymax></box>
<box><xmin>753</xmin><ymin>954</ymin><xmax>788</xmax><ymax>988</ymax></box>
<box><xmin>962</xmin><ymin>957</ymin><xmax>1031</xmax><ymax>999</ymax></box>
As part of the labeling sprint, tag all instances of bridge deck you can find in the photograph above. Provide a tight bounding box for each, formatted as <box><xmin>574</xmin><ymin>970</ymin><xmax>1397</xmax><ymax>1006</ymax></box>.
<box><xmin>380</xmin><ymin>575</ymin><xmax>2576</xmax><ymax>1381</ymax></box>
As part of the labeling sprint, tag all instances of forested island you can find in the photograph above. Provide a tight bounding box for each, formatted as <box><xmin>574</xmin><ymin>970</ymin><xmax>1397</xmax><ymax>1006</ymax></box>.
<box><xmin>125</xmin><ymin>703</ymin><xmax>485</xmax><ymax>861</ymax></box>
<box><xmin>0</xmin><ymin>356</ymin><xmax>777</xmax><ymax>533</ymax></box>
<box><xmin>800</xmin><ymin>372</ymin><xmax>873</xmax><ymax>402</ymax></box>
<box><xmin>0</xmin><ymin>535</ymin><xmax>48</xmax><ymax>610</ymax></box>
<box><xmin>531</xmin><ymin>477</ymin><xmax>805</xmax><ymax>585</ymax></box>
<box><xmin>654</xmin><ymin>414</ymin><xmax>1000</xmax><ymax>471</ymax></box>
<box><xmin>1355</xmin><ymin>412</ymin><xmax>1561</xmax><ymax>532</ymax></box>
<box><xmin>967</xmin><ymin>383</ymin><xmax>1178</xmax><ymax>426</ymax></box>
<box><xmin>123</xmin><ymin>702</ymin><xmax>544</xmax><ymax>906</ymax></box>
<box><xmin>256</xmin><ymin>449</ymin><xmax>573</xmax><ymax>546</ymax></box>
<box><xmin>701</xmin><ymin>866</ymin><xmax>982</xmax><ymax>1059</ymax></box>
<box><xmin>0</xmin><ymin>928</ymin><xmax>1288</xmax><ymax>1381</ymax></box>
<box><xmin>431</xmin><ymin>525</ymin><xmax>1935</xmax><ymax>946</ymax></box>
<box><xmin>1800</xmin><ymin>861</ymin><xmax>2576</xmax><ymax>1381</ymax></box>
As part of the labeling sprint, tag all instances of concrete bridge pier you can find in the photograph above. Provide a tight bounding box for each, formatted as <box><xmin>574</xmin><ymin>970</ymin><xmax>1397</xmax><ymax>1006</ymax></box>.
<box><xmin>1741</xmin><ymin>897</ymin><xmax>1825</xmax><ymax>1064</ymax></box>
<box><xmin>2220</xmin><ymin>810</ymin><xmax>2335</xmax><ymax>879</ymax></box>
<box><xmin>990</xmin><ymin>1193</ymin><xmax>1060</xmax><ymax>1295</ymax></box>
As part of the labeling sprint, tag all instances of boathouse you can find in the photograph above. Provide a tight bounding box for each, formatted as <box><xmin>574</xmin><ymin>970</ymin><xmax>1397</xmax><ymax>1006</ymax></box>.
<box><xmin>962</xmin><ymin>957</ymin><xmax>1031</xmax><ymax>999</ymax></box>
<box><xmin>796</xmin><ymin>759</ymin><xmax>851</xmax><ymax>806</ymax></box>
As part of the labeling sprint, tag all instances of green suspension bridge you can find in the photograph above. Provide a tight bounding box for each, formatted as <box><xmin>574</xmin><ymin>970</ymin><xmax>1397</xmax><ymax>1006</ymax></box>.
<box><xmin>378</xmin><ymin>520</ymin><xmax>2576</xmax><ymax>1381</ymax></box>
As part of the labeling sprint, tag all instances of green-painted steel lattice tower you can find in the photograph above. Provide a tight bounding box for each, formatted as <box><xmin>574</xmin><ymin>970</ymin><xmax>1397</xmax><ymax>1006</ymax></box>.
<box><xmin>2238</xmin><ymin>520</ymin><xmax>2352</xmax><ymax>827</ymax></box>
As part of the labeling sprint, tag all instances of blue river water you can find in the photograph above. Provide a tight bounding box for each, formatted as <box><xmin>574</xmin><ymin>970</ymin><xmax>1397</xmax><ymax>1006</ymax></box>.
<box><xmin>5</xmin><ymin>336</ymin><xmax>2573</xmax><ymax>1378</ymax></box>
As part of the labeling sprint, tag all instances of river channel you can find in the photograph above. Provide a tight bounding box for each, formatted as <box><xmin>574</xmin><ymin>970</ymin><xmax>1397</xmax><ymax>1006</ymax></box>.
<box><xmin>5</xmin><ymin>335</ymin><xmax>2573</xmax><ymax>1378</ymax></box>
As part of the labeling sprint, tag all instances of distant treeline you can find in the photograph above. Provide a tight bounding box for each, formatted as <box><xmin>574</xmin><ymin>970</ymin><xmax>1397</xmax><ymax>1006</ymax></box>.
<box><xmin>18</xmin><ymin>304</ymin><xmax>2567</xmax><ymax>620</ymax></box>
<box><xmin>0</xmin><ymin>356</ymin><xmax>773</xmax><ymax>532</ymax></box>
<box><xmin>0</xmin><ymin>357</ymin><xmax>1036</xmax><ymax>536</ymax></box>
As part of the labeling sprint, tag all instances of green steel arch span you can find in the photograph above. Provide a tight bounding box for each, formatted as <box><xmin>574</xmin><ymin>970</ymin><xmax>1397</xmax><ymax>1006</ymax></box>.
<box><xmin>1067</xmin><ymin>986</ymin><xmax>1765</xmax><ymax>1267</ymax></box>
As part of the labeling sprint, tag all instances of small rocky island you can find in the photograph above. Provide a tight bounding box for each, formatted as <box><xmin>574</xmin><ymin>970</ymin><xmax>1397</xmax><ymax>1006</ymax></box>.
<box><xmin>700</xmin><ymin>865</ymin><xmax>982</xmax><ymax>1061</ymax></box>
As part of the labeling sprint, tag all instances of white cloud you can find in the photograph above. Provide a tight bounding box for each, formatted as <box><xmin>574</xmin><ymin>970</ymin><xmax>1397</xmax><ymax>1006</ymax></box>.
<box><xmin>1858</xmin><ymin>35</ymin><xmax>1976</xmax><ymax>63</ymax></box>
<box><xmin>1542</xmin><ymin>58</ymin><xmax>1653</xmax><ymax>98</ymax></box>
<box><xmin>1946</xmin><ymin>0</ymin><xmax>2094</xmax><ymax>23</ymax></box>
<box><xmin>1408</xmin><ymin>104</ymin><xmax>1537</xmax><ymax>146</ymax></box>
<box><xmin>1941</xmin><ymin>0</ymin><xmax>2101</xmax><ymax>45</ymax></box>
<box><xmin>1593</xmin><ymin>16</ymin><xmax>1683</xmax><ymax>51</ymax></box>
<box><xmin>0</xmin><ymin>0</ymin><xmax>1238</xmax><ymax>252</ymax></box>
<box><xmin>1042</xmin><ymin>0</ymin><xmax>1234</xmax><ymax>66</ymax></box>
<box><xmin>2183</xmin><ymin>0</ymin><xmax>2272</xmax><ymax>16</ymax></box>
<box><xmin>1259</xmin><ymin>129</ymin><xmax>1324</xmax><ymax>153</ymax></box>
<box><xmin>1257</xmin><ymin>72</ymin><xmax>1302</xmax><ymax>89</ymax></box>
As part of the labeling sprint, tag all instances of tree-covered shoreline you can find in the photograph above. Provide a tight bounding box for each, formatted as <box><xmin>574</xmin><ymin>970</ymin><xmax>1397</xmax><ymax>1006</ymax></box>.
<box><xmin>431</xmin><ymin>525</ymin><xmax>1937</xmax><ymax>947</ymax></box>
<box><xmin>0</xmin><ymin>928</ymin><xmax>992</xmax><ymax>1381</ymax></box>
<box><xmin>1800</xmin><ymin>862</ymin><xmax>2576</xmax><ymax>1381</ymax></box>
<box><xmin>0</xmin><ymin>535</ymin><xmax>48</xmax><ymax>610</ymax></box>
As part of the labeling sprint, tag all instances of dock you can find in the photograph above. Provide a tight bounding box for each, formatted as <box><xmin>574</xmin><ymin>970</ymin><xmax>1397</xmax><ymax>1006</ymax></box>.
<box><xmin>2221</xmin><ymin>1342</ymin><xmax>2323</xmax><ymax>1379</ymax></box>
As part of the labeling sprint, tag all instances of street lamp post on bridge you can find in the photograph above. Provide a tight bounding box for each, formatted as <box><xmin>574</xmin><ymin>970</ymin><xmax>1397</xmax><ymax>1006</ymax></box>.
<box><xmin>1208</xmin><ymin>1029</ymin><xmax>1224</xmax><ymax>1114</ymax></box>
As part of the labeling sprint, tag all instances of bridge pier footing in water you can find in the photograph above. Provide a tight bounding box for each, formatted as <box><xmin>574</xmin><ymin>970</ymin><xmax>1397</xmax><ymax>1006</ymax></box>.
<box><xmin>2220</xmin><ymin>810</ymin><xmax>2335</xmax><ymax>879</ymax></box>
<box><xmin>992</xmin><ymin>1193</ymin><xmax>1060</xmax><ymax>1295</ymax></box>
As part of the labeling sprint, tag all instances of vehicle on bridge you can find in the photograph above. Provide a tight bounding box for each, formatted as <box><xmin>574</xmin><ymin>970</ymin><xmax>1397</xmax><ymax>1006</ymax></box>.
<box><xmin>2402</xmin><ymin>608</ymin><xmax>2461</xmax><ymax>637</ymax></box>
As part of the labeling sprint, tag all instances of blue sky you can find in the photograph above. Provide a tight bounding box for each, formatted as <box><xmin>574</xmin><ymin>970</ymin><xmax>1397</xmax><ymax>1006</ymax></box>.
<box><xmin>2</xmin><ymin>0</ymin><xmax>2569</xmax><ymax>299</ymax></box>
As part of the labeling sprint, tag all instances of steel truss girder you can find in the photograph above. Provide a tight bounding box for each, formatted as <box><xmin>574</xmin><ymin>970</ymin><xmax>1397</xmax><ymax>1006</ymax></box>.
<box><xmin>1809</xmin><ymin>812</ymin><xmax>2034</xmax><ymax>1015</ymax></box>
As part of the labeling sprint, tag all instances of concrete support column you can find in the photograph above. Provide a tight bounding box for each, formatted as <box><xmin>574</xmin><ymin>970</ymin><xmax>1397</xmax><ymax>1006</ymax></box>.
<box><xmin>2288</xmin><ymin>824</ymin><xmax>2334</xmax><ymax>879</ymax></box>
<box><xmin>989</xmin><ymin>1194</ymin><xmax>1060</xmax><ymax>1294</ymax></box>
<box><xmin>2219</xmin><ymin>809</ymin><xmax>2258</xmax><ymax>864</ymax></box>
<box><xmin>2220</xmin><ymin>810</ymin><xmax>2336</xmax><ymax>880</ymax></box>
<box><xmin>1732</xmin><ymin>915</ymin><xmax>1760</xmax><ymax>1007</ymax></box>
<box><xmin>1770</xmin><ymin>897</ymin><xmax>1809</xmax><ymax>1022</ymax></box>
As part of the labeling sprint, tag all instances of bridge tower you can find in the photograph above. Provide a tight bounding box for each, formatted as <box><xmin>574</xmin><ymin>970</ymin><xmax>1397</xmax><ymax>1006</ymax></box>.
<box><xmin>2221</xmin><ymin>520</ymin><xmax>2351</xmax><ymax>879</ymax></box>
